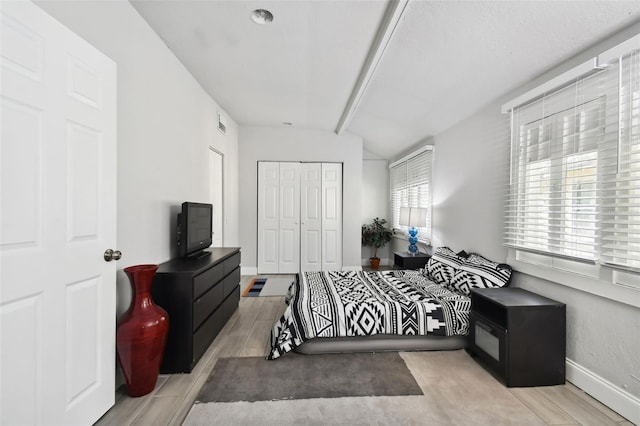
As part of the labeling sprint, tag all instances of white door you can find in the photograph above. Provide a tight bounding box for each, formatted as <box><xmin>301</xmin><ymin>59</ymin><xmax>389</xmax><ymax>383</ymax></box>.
<box><xmin>208</xmin><ymin>148</ymin><xmax>223</xmax><ymax>247</ymax></box>
<box><xmin>300</xmin><ymin>163</ymin><xmax>322</xmax><ymax>272</ymax></box>
<box><xmin>0</xmin><ymin>1</ymin><xmax>117</xmax><ymax>425</ymax></box>
<box><xmin>258</xmin><ymin>162</ymin><xmax>279</xmax><ymax>273</ymax></box>
<box><xmin>322</xmin><ymin>163</ymin><xmax>343</xmax><ymax>270</ymax></box>
<box><xmin>278</xmin><ymin>162</ymin><xmax>300</xmax><ymax>273</ymax></box>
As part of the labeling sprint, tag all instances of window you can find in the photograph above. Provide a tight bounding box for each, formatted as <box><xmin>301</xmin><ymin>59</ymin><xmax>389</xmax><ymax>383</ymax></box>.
<box><xmin>389</xmin><ymin>146</ymin><xmax>433</xmax><ymax>242</ymax></box>
<box><xmin>504</xmin><ymin>38</ymin><xmax>640</xmax><ymax>274</ymax></box>
<box><xmin>601</xmin><ymin>49</ymin><xmax>640</xmax><ymax>270</ymax></box>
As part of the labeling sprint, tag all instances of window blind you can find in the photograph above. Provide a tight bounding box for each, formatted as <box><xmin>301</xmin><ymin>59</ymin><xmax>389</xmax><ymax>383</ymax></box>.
<box><xmin>390</xmin><ymin>147</ymin><xmax>433</xmax><ymax>241</ymax></box>
<box><xmin>505</xmin><ymin>46</ymin><xmax>640</xmax><ymax>271</ymax></box>
<box><xmin>600</xmin><ymin>50</ymin><xmax>640</xmax><ymax>270</ymax></box>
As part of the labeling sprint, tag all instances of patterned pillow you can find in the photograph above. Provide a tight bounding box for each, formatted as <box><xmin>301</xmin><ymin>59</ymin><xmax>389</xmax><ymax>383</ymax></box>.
<box><xmin>425</xmin><ymin>247</ymin><xmax>467</xmax><ymax>285</ymax></box>
<box><xmin>449</xmin><ymin>253</ymin><xmax>512</xmax><ymax>295</ymax></box>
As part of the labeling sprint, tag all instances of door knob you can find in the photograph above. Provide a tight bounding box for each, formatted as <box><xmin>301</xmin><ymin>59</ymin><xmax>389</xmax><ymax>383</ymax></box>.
<box><xmin>104</xmin><ymin>249</ymin><xmax>122</xmax><ymax>262</ymax></box>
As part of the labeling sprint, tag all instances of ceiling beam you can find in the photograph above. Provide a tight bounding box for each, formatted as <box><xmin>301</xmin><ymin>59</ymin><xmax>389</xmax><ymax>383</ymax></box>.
<box><xmin>335</xmin><ymin>0</ymin><xmax>410</xmax><ymax>134</ymax></box>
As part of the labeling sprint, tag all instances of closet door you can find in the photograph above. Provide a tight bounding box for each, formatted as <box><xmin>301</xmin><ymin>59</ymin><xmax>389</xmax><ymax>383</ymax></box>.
<box><xmin>258</xmin><ymin>162</ymin><xmax>279</xmax><ymax>273</ymax></box>
<box><xmin>278</xmin><ymin>162</ymin><xmax>300</xmax><ymax>273</ymax></box>
<box><xmin>300</xmin><ymin>163</ymin><xmax>322</xmax><ymax>272</ymax></box>
<box><xmin>322</xmin><ymin>163</ymin><xmax>343</xmax><ymax>271</ymax></box>
<box><xmin>258</xmin><ymin>162</ymin><xmax>341</xmax><ymax>273</ymax></box>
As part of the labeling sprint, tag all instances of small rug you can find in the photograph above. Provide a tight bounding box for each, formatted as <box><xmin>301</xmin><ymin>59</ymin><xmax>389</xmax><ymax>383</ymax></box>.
<box><xmin>241</xmin><ymin>278</ymin><xmax>266</xmax><ymax>297</ymax></box>
<box><xmin>195</xmin><ymin>352</ymin><xmax>423</xmax><ymax>403</ymax></box>
<box><xmin>242</xmin><ymin>276</ymin><xmax>295</xmax><ymax>297</ymax></box>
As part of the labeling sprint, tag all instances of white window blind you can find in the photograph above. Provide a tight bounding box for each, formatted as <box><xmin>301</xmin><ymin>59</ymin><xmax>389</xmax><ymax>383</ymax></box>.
<box><xmin>505</xmin><ymin>44</ymin><xmax>640</xmax><ymax>271</ymax></box>
<box><xmin>390</xmin><ymin>147</ymin><xmax>433</xmax><ymax>241</ymax></box>
<box><xmin>601</xmin><ymin>50</ymin><xmax>640</xmax><ymax>270</ymax></box>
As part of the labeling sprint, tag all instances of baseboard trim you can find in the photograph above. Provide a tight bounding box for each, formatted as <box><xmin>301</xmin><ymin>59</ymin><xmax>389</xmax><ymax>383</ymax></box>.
<box><xmin>566</xmin><ymin>358</ymin><xmax>639</xmax><ymax>424</ymax></box>
<box><xmin>242</xmin><ymin>266</ymin><xmax>258</xmax><ymax>276</ymax></box>
<box><xmin>342</xmin><ymin>265</ymin><xmax>363</xmax><ymax>271</ymax></box>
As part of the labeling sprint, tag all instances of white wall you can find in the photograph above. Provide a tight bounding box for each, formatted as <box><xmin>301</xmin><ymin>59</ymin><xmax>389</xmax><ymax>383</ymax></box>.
<box><xmin>239</xmin><ymin>126</ymin><xmax>363</xmax><ymax>272</ymax></box>
<box><xmin>362</xmin><ymin>150</ymin><xmax>391</xmax><ymax>265</ymax></box>
<box><xmin>431</xmin><ymin>23</ymin><xmax>640</xmax><ymax>420</ymax></box>
<box><xmin>35</xmin><ymin>1</ymin><xmax>240</xmax><ymax>317</ymax></box>
<box><xmin>431</xmin><ymin>105</ymin><xmax>509</xmax><ymax>260</ymax></box>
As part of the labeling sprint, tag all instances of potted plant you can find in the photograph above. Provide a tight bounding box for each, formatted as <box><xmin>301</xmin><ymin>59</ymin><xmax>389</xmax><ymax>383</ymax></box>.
<box><xmin>361</xmin><ymin>217</ymin><xmax>393</xmax><ymax>270</ymax></box>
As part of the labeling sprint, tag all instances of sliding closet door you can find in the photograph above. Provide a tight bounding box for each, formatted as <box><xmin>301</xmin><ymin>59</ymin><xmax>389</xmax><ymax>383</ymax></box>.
<box><xmin>278</xmin><ymin>163</ymin><xmax>300</xmax><ymax>273</ymax></box>
<box><xmin>300</xmin><ymin>163</ymin><xmax>322</xmax><ymax>272</ymax></box>
<box><xmin>258</xmin><ymin>162</ymin><xmax>280</xmax><ymax>273</ymax></box>
<box><xmin>322</xmin><ymin>163</ymin><xmax>343</xmax><ymax>271</ymax></box>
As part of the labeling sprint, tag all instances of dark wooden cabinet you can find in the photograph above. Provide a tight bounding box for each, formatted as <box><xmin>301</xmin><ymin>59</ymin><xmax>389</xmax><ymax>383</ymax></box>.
<box><xmin>468</xmin><ymin>287</ymin><xmax>566</xmax><ymax>387</ymax></box>
<box><xmin>394</xmin><ymin>251</ymin><xmax>430</xmax><ymax>270</ymax></box>
<box><xmin>151</xmin><ymin>247</ymin><xmax>241</xmax><ymax>373</ymax></box>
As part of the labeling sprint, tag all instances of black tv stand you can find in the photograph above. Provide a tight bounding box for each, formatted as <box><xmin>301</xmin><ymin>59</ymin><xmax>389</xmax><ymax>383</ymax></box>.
<box><xmin>187</xmin><ymin>250</ymin><xmax>212</xmax><ymax>260</ymax></box>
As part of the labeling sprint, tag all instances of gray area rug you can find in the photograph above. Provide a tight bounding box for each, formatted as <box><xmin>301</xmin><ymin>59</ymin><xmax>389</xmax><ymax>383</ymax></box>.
<box><xmin>195</xmin><ymin>352</ymin><xmax>423</xmax><ymax>403</ymax></box>
<box><xmin>185</xmin><ymin>351</ymin><xmax>548</xmax><ymax>426</ymax></box>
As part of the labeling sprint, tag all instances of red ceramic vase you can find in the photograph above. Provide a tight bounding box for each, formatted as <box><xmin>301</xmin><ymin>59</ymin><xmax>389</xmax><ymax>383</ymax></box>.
<box><xmin>117</xmin><ymin>264</ymin><xmax>169</xmax><ymax>397</ymax></box>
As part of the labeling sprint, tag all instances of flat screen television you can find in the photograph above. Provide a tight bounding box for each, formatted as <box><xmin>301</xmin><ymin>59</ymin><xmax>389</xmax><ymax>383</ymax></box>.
<box><xmin>176</xmin><ymin>202</ymin><xmax>213</xmax><ymax>259</ymax></box>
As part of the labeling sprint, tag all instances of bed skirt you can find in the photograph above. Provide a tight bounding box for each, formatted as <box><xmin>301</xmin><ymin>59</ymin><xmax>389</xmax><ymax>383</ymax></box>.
<box><xmin>294</xmin><ymin>334</ymin><xmax>468</xmax><ymax>355</ymax></box>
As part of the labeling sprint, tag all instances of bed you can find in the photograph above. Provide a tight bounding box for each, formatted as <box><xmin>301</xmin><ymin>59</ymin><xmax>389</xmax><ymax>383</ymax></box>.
<box><xmin>267</xmin><ymin>247</ymin><xmax>512</xmax><ymax>360</ymax></box>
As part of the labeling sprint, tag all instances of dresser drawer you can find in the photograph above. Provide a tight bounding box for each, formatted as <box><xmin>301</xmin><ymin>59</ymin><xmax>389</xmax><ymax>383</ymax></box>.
<box><xmin>224</xmin><ymin>252</ymin><xmax>241</xmax><ymax>275</ymax></box>
<box><xmin>192</xmin><ymin>305</ymin><xmax>224</xmax><ymax>367</ymax></box>
<box><xmin>223</xmin><ymin>267</ymin><xmax>240</xmax><ymax>299</ymax></box>
<box><xmin>222</xmin><ymin>285</ymin><xmax>240</xmax><ymax>322</ymax></box>
<box><xmin>193</xmin><ymin>281</ymin><xmax>224</xmax><ymax>331</ymax></box>
<box><xmin>193</xmin><ymin>262</ymin><xmax>224</xmax><ymax>299</ymax></box>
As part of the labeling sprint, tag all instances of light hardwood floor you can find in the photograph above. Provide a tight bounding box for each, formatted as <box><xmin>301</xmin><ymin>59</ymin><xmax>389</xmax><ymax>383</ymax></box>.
<box><xmin>95</xmin><ymin>292</ymin><xmax>632</xmax><ymax>426</ymax></box>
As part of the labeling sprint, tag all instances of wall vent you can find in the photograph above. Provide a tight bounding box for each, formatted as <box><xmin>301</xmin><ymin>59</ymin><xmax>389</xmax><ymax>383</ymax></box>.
<box><xmin>217</xmin><ymin>112</ymin><xmax>227</xmax><ymax>135</ymax></box>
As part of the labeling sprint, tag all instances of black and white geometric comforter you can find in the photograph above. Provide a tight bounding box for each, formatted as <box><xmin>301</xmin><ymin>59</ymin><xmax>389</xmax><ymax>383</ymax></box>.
<box><xmin>267</xmin><ymin>270</ymin><xmax>471</xmax><ymax>359</ymax></box>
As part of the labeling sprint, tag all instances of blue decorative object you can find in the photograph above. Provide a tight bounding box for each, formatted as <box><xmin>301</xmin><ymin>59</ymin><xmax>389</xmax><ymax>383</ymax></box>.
<box><xmin>399</xmin><ymin>207</ymin><xmax>428</xmax><ymax>256</ymax></box>
<box><xmin>408</xmin><ymin>227</ymin><xmax>419</xmax><ymax>254</ymax></box>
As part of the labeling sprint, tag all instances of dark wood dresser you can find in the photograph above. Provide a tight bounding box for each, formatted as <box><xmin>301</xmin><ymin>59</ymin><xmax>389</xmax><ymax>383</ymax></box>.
<box><xmin>152</xmin><ymin>247</ymin><xmax>241</xmax><ymax>373</ymax></box>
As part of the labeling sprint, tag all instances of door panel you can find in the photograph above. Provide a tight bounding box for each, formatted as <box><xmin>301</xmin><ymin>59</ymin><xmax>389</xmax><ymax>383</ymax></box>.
<box><xmin>261</xmin><ymin>229</ymin><xmax>278</xmax><ymax>265</ymax></box>
<box><xmin>322</xmin><ymin>163</ymin><xmax>343</xmax><ymax>270</ymax></box>
<box><xmin>0</xmin><ymin>2</ymin><xmax>117</xmax><ymax>424</ymax></box>
<box><xmin>303</xmin><ymin>230</ymin><xmax>321</xmax><ymax>268</ymax></box>
<box><xmin>278</xmin><ymin>162</ymin><xmax>300</xmax><ymax>273</ymax></box>
<box><xmin>301</xmin><ymin>163</ymin><xmax>322</xmax><ymax>271</ymax></box>
<box><xmin>0</xmin><ymin>97</ymin><xmax>42</xmax><ymax>250</ymax></box>
<box><xmin>1</xmin><ymin>295</ymin><xmax>41</xmax><ymax>425</ymax></box>
<box><xmin>280</xmin><ymin>228</ymin><xmax>296</xmax><ymax>265</ymax></box>
<box><xmin>323</xmin><ymin>230</ymin><xmax>339</xmax><ymax>264</ymax></box>
<box><xmin>66</xmin><ymin>278</ymin><xmax>100</xmax><ymax>405</ymax></box>
<box><xmin>258</xmin><ymin>162</ymin><xmax>279</xmax><ymax>273</ymax></box>
<box><xmin>67</xmin><ymin>122</ymin><xmax>101</xmax><ymax>240</ymax></box>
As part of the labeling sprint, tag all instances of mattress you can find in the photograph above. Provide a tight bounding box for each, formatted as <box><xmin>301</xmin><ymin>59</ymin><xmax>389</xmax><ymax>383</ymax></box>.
<box><xmin>294</xmin><ymin>334</ymin><xmax>468</xmax><ymax>355</ymax></box>
<box><xmin>268</xmin><ymin>269</ymin><xmax>471</xmax><ymax>359</ymax></box>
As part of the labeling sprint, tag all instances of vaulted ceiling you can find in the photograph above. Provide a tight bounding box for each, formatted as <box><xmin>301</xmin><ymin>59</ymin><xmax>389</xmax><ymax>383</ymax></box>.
<box><xmin>130</xmin><ymin>0</ymin><xmax>640</xmax><ymax>159</ymax></box>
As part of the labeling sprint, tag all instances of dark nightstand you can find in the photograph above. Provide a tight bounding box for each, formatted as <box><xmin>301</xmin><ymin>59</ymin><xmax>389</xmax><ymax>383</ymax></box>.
<box><xmin>468</xmin><ymin>287</ymin><xmax>566</xmax><ymax>387</ymax></box>
<box><xmin>393</xmin><ymin>251</ymin><xmax>430</xmax><ymax>270</ymax></box>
